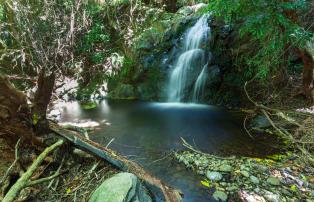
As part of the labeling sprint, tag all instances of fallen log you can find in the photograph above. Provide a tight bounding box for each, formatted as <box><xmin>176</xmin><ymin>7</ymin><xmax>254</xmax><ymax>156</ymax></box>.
<box><xmin>49</xmin><ymin>121</ymin><xmax>183</xmax><ymax>202</ymax></box>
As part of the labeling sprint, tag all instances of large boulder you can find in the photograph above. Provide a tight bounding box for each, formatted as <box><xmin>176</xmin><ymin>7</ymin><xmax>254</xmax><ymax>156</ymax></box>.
<box><xmin>109</xmin><ymin>84</ymin><xmax>136</xmax><ymax>99</ymax></box>
<box><xmin>89</xmin><ymin>172</ymin><xmax>152</xmax><ymax>202</ymax></box>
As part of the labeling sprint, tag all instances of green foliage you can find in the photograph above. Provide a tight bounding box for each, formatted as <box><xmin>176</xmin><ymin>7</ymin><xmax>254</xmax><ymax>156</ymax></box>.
<box><xmin>76</xmin><ymin>73</ymin><xmax>107</xmax><ymax>100</ymax></box>
<box><xmin>120</xmin><ymin>57</ymin><xmax>135</xmax><ymax>80</ymax></box>
<box><xmin>0</xmin><ymin>4</ymin><xmax>4</xmax><ymax>21</ymax></box>
<box><xmin>77</xmin><ymin>4</ymin><xmax>110</xmax><ymax>58</ymax></box>
<box><xmin>206</xmin><ymin>0</ymin><xmax>313</xmax><ymax>80</ymax></box>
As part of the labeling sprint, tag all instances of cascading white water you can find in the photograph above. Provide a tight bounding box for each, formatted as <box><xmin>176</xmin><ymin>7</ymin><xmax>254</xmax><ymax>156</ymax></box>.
<box><xmin>167</xmin><ymin>15</ymin><xmax>211</xmax><ymax>102</ymax></box>
<box><xmin>192</xmin><ymin>63</ymin><xmax>208</xmax><ymax>102</ymax></box>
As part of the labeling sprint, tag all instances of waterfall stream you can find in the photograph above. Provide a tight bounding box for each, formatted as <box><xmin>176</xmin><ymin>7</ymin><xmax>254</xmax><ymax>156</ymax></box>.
<box><xmin>167</xmin><ymin>15</ymin><xmax>211</xmax><ymax>102</ymax></box>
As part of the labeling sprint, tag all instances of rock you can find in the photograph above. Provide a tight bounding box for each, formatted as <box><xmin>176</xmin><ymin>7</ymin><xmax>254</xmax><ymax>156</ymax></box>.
<box><xmin>110</xmin><ymin>84</ymin><xmax>136</xmax><ymax>98</ymax></box>
<box><xmin>177</xmin><ymin>3</ymin><xmax>208</xmax><ymax>16</ymax></box>
<box><xmin>267</xmin><ymin>177</ymin><xmax>281</xmax><ymax>186</ymax></box>
<box><xmin>226</xmin><ymin>185</ymin><xmax>238</xmax><ymax>192</ymax></box>
<box><xmin>206</xmin><ymin>171</ymin><xmax>223</xmax><ymax>181</ymax></box>
<box><xmin>89</xmin><ymin>172</ymin><xmax>152</xmax><ymax>202</ymax></box>
<box><xmin>255</xmin><ymin>164</ymin><xmax>268</xmax><ymax>173</ymax></box>
<box><xmin>207</xmin><ymin>65</ymin><xmax>222</xmax><ymax>85</ymax></box>
<box><xmin>238</xmin><ymin>190</ymin><xmax>266</xmax><ymax>202</ymax></box>
<box><xmin>218</xmin><ymin>164</ymin><xmax>232</xmax><ymax>172</ymax></box>
<box><xmin>251</xmin><ymin>115</ymin><xmax>271</xmax><ymax>129</ymax></box>
<box><xmin>263</xmin><ymin>191</ymin><xmax>280</xmax><ymax>202</ymax></box>
<box><xmin>177</xmin><ymin>6</ymin><xmax>193</xmax><ymax>16</ymax></box>
<box><xmin>250</xmin><ymin>175</ymin><xmax>260</xmax><ymax>184</ymax></box>
<box><xmin>212</xmin><ymin>190</ymin><xmax>228</xmax><ymax>201</ymax></box>
<box><xmin>136</xmin><ymin>84</ymin><xmax>155</xmax><ymax>100</ymax></box>
<box><xmin>241</xmin><ymin>170</ymin><xmax>250</xmax><ymax>178</ymax></box>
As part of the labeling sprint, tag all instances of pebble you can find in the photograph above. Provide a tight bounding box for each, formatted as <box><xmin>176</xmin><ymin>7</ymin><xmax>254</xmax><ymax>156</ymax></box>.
<box><xmin>250</xmin><ymin>175</ymin><xmax>260</xmax><ymax>184</ymax></box>
<box><xmin>264</xmin><ymin>191</ymin><xmax>280</xmax><ymax>202</ymax></box>
<box><xmin>206</xmin><ymin>171</ymin><xmax>223</xmax><ymax>181</ymax></box>
<box><xmin>267</xmin><ymin>177</ymin><xmax>281</xmax><ymax>186</ymax></box>
<box><xmin>212</xmin><ymin>190</ymin><xmax>228</xmax><ymax>201</ymax></box>
<box><xmin>241</xmin><ymin>170</ymin><xmax>250</xmax><ymax>178</ymax></box>
<box><xmin>219</xmin><ymin>164</ymin><xmax>233</xmax><ymax>172</ymax></box>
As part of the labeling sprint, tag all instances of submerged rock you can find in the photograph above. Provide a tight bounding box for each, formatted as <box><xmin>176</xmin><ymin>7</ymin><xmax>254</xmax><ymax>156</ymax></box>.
<box><xmin>213</xmin><ymin>190</ymin><xmax>228</xmax><ymax>201</ymax></box>
<box><xmin>206</xmin><ymin>171</ymin><xmax>223</xmax><ymax>181</ymax></box>
<box><xmin>89</xmin><ymin>172</ymin><xmax>152</xmax><ymax>202</ymax></box>
<box><xmin>267</xmin><ymin>177</ymin><xmax>281</xmax><ymax>186</ymax></box>
<box><xmin>251</xmin><ymin>115</ymin><xmax>271</xmax><ymax>129</ymax></box>
<box><xmin>263</xmin><ymin>191</ymin><xmax>281</xmax><ymax>202</ymax></box>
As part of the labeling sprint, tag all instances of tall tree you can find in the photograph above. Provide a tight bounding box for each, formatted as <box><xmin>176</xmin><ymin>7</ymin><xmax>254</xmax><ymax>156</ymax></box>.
<box><xmin>0</xmin><ymin>0</ymin><xmax>86</xmax><ymax>146</ymax></box>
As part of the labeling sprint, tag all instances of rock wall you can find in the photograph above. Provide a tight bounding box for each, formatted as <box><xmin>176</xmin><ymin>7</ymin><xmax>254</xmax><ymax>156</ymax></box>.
<box><xmin>107</xmin><ymin>3</ymin><xmax>246</xmax><ymax>106</ymax></box>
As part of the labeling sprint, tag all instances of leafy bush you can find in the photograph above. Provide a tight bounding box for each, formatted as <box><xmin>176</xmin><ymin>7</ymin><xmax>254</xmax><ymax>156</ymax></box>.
<box><xmin>205</xmin><ymin>0</ymin><xmax>313</xmax><ymax>80</ymax></box>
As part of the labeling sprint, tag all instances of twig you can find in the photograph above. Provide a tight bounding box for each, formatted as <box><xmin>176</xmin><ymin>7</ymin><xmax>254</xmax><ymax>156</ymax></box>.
<box><xmin>150</xmin><ymin>151</ymin><xmax>174</xmax><ymax>164</ymax></box>
<box><xmin>180</xmin><ymin>137</ymin><xmax>235</xmax><ymax>160</ymax></box>
<box><xmin>26</xmin><ymin>170</ymin><xmax>66</xmax><ymax>187</ymax></box>
<box><xmin>105</xmin><ymin>138</ymin><xmax>115</xmax><ymax>148</ymax></box>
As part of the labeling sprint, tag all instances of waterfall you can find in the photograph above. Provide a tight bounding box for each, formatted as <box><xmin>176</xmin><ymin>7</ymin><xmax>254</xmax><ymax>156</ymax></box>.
<box><xmin>192</xmin><ymin>63</ymin><xmax>208</xmax><ymax>102</ymax></box>
<box><xmin>167</xmin><ymin>15</ymin><xmax>211</xmax><ymax>103</ymax></box>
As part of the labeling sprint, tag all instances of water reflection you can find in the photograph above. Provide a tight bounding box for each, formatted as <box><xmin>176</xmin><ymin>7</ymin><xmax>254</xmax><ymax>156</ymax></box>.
<box><xmin>59</xmin><ymin>100</ymin><xmax>274</xmax><ymax>201</ymax></box>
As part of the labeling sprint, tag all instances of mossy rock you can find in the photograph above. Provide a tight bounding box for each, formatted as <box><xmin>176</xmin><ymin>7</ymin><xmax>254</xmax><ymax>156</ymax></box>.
<box><xmin>109</xmin><ymin>84</ymin><xmax>136</xmax><ymax>99</ymax></box>
<box><xmin>80</xmin><ymin>101</ymin><xmax>97</xmax><ymax>110</ymax></box>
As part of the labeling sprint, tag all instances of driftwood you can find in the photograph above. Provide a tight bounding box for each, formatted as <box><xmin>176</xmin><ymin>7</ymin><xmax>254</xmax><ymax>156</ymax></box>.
<box><xmin>2</xmin><ymin>140</ymin><xmax>64</xmax><ymax>202</ymax></box>
<box><xmin>49</xmin><ymin>122</ymin><xmax>183</xmax><ymax>202</ymax></box>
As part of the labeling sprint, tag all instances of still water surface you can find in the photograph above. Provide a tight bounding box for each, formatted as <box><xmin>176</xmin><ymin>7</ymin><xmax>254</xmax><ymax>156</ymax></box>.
<box><xmin>59</xmin><ymin>100</ymin><xmax>274</xmax><ymax>201</ymax></box>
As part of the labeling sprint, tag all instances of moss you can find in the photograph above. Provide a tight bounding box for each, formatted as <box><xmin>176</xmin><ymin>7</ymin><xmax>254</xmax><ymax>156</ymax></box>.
<box><xmin>80</xmin><ymin>101</ymin><xmax>97</xmax><ymax>110</ymax></box>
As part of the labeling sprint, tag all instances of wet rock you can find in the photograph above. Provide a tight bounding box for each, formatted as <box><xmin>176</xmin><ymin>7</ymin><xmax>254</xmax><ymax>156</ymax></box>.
<box><xmin>207</xmin><ymin>65</ymin><xmax>222</xmax><ymax>85</ymax></box>
<box><xmin>206</xmin><ymin>171</ymin><xmax>223</xmax><ymax>181</ymax></box>
<box><xmin>238</xmin><ymin>190</ymin><xmax>266</xmax><ymax>202</ymax></box>
<box><xmin>267</xmin><ymin>177</ymin><xmax>281</xmax><ymax>186</ymax></box>
<box><xmin>250</xmin><ymin>175</ymin><xmax>260</xmax><ymax>184</ymax></box>
<box><xmin>212</xmin><ymin>190</ymin><xmax>228</xmax><ymax>201</ymax></box>
<box><xmin>251</xmin><ymin>115</ymin><xmax>271</xmax><ymax>129</ymax></box>
<box><xmin>89</xmin><ymin>172</ymin><xmax>152</xmax><ymax>202</ymax></box>
<box><xmin>110</xmin><ymin>84</ymin><xmax>136</xmax><ymax>98</ymax></box>
<box><xmin>263</xmin><ymin>191</ymin><xmax>280</xmax><ymax>202</ymax></box>
<box><xmin>226</xmin><ymin>185</ymin><xmax>238</xmax><ymax>192</ymax></box>
<box><xmin>218</xmin><ymin>164</ymin><xmax>232</xmax><ymax>172</ymax></box>
<box><xmin>255</xmin><ymin>164</ymin><xmax>268</xmax><ymax>173</ymax></box>
<box><xmin>241</xmin><ymin>170</ymin><xmax>250</xmax><ymax>178</ymax></box>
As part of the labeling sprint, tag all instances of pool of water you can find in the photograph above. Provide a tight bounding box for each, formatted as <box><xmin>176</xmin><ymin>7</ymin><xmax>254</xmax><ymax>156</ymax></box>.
<box><xmin>59</xmin><ymin>100</ymin><xmax>276</xmax><ymax>201</ymax></box>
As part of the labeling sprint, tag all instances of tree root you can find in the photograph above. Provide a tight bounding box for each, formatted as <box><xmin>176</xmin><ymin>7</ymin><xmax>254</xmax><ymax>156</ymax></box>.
<box><xmin>2</xmin><ymin>140</ymin><xmax>64</xmax><ymax>202</ymax></box>
<box><xmin>244</xmin><ymin>81</ymin><xmax>314</xmax><ymax>165</ymax></box>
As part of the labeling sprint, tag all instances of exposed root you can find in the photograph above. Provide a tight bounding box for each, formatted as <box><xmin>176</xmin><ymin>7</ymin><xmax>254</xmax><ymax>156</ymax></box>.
<box><xmin>2</xmin><ymin>140</ymin><xmax>64</xmax><ymax>202</ymax></box>
<box><xmin>244</xmin><ymin>81</ymin><xmax>314</xmax><ymax>165</ymax></box>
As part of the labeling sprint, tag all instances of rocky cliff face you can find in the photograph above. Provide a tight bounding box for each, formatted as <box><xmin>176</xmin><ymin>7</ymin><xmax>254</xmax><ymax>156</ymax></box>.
<box><xmin>107</xmin><ymin>3</ymin><xmax>245</xmax><ymax>106</ymax></box>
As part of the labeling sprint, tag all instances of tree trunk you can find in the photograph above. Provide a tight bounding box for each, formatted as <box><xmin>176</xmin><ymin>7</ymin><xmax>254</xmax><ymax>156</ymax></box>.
<box><xmin>282</xmin><ymin>0</ymin><xmax>314</xmax><ymax>103</ymax></box>
<box><xmin>32</xmin><ymin>71</ymin><xmax>55</xmax><ymax>135</ymax></box>
<box><xmin>0</xmin><ymin>75</ymin><xmax>43</xmax><ymax>148</ymax></box>
<box><xmin>296</xmin><ymin>48</ymin><xmax>314</xmax><ymax>103</ymax></box>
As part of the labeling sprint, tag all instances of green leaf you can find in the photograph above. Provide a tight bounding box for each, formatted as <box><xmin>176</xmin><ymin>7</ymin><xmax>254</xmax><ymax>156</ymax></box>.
<box><xmin>201</xmin><ymin>180</ymin><xmax>210</xmax><ymax>187</ymax></box>
<box><xmin>33</xmin><ymin>113</ymin><xmax>39</xmax><ymax>125</ymax></box>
